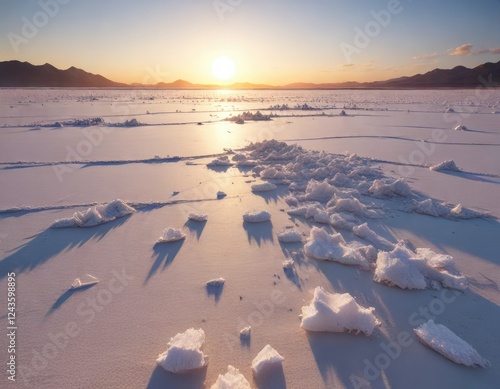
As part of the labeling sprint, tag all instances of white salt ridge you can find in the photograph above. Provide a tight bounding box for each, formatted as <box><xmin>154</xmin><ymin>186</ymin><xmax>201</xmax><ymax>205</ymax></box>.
<box><xmin>156</xmin><ymin>328</ymin><xmax>207</xmax><ymax>374</ymax></box>
<box><xmin>33</xmin><ymin>117</ymin><xmax>104</xmax><ymax>127</ymax></box>
<box><xmin>330</xmin><ymin>212</ymin><xmax>359</xmax><ymax>230</ymax></box>
<box><xmin>413</xmin><ymin>199</ymin><xmax>484</xmax><ymax>219</ymax></box>
<box><xmin>285</xmin><ymin>194</ymin><xmax>299</xmax><ymax>207</ymax></box>
<box><xmin>236</xmin><ymin>160</ymin><xmax>258</xmax><ymax>167</ymax></box>
<box><xmin>243</xmin><ymin>141</ymin><xmax>385</xmax><ymax>191</ymax></box>
<box><xmin>243</xmin><ymin>210</ymin><xmax>271</xmax><ymax>223</ymax></box>
<box><xmin>251</xmin><ymin>182</ymin><xmax>278</xmax><ymax>192</ymax></box>
<box><xmin>451</xmin><ymin>204</ymin><xmax>485</xmax><ymax>219</ymax></box>
<box><xmin>188</xmin><ymin>212</ymin><xmax>208</xmax><ymax>222</ymax></box>
<box><xmin>304</xmin><ymin>179</ymin><xmax>338</xmax><ymax>201</ymax></box>
<box><xmin>206</xmin><ymin>278</ymin><xmax>225</xmax><ymax>287</ymax></box>
<box><xmin>374</xmin><ymin>246</ymin><xmax>426</xmax><ymax>289</ymax></box>
<box><xmin>277</xmin><ymin>229</ymin><xmax>302</xmax><ymax>243</ymax></box>
<box><xmin>211</xmin><ymin>365</ymin><xmax>252</xmax><ymax>389</ymax></box>
<box><xmin>369</xmin><ymin>178</ymin><xmax>413</xmax><ymax>197</ymax></box>
<box><xmin>312</xmin><ymin>209</ymin><xmax>331</xmax><ymax>224</ymax></box>
<box><xmin>303</xmin><ymin>179</ymin><xmax>361</xmax><ymax>202</ymax></box>
<box><xmin>242</xmin><ymin>139</ymin><xmax>484</xmax><ymax>223</ymax></box>
<box><xmin>1</xmin><ymin>155</ymin><xmax>183</xmax><ymax>168</ymax></box>
<box><xmin>353</xmin><ymin>223</ymin><xmax>395</xmax><ymax>251</ymax></box>
<box><xmin>430</xmin><ymin>160</ymin><xmax>462</xmax><ymax>172</ymax></box>
<box><xmin>105</xmin><ymin>118</ymin><xmax>143</xmax><ymax>127</ymax></box>
<box><xmin>287</xmin><ymin>204</ymin><xmax>321</xmax><ymax>218</ymax></box>
<box><xmin>260</xmin><ymin>166</ymin><xmax>287</xmax><ymax>180</ymax></box>
<box><xmin>416</xmin><ymin>247</ymin><xmax>468</xmax><ymax>289</ymax></box>
<box><xmin>414</xmin><ymin>199</ymin><xmax>452</xmax><ymax>218</ymax></box>
<box><xmin>251</xmin><ymin>345</ymin><xmax>284</xmax><ymax>377</ymax></box>
<box><xmin>374</xmin><ymin>243</ymin><xmax>468</xmax><ymax>290</ymax></box>
<box><xmin>288</xmin><ymin>202</ymin><xmax>364</xmax><ymax>226</ymax></box>
<box><xmin>231</xmin><ymin>153</ymin><xmax>247</xmax><ymax>162</ymax></box>
<box><xmin>414</xmin><ymin>320</ymin><xmax>489</xmax><ymax>368</ymax></box>
<box><xmin>331</xmin><ymin>172</ymin><xmax>352</xmax><ymax>187</ymax></box>
<box><xmin>304</xmin><ymin>226</ymin><xmax>376</xmax><ymax>270</ymax></box>
<box><xmin>158</xmin><ymin>228</ymin><xmax>186</xmax><ymax>243</ymax></box>
<box><xmin>329</xmin><ymin>196</ymin><xmax>381</xmax><ymax>218</ymax></box>
<box><xmin>51</xmin><ymin>199</ymin><xmax>135</xmax><ymax>228</ymax></box>
<box><xmin>348</xmin><ymin>165</ymin><xmax>378</xmax><ymax>179</ymax></box>
<box><xmin>207</xmin><ymin>156</ymin><xmax>233</xmax><ymax>167</ymax></box>
<box><xmin>300</xmin><ymin>287</ymin><xmax>380</xmax><ymax>336</ymax></box>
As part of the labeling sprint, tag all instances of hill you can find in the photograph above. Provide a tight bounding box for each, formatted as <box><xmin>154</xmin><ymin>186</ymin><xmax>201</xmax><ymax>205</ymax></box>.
<box><xmin>0</xmin><ymin>61</ymin><xmax>126</xmax><ymax>87</ymax></box>
<box><xmin>1</xmin><ymin>60</ymin><xmax>498</xmax><ymax>89</ymax></box>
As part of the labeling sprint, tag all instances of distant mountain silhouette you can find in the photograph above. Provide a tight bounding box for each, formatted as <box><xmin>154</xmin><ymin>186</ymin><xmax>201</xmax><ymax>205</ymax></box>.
<box><xmin>155</xmin><ymin>79</ymin><xmax>195</xmax><ymax>88</ymax></box>
<box><xmin>1</xmin><ymin>60</ymin><xmax>499</xmax><ymax>89</ymax></box>
<box><xmin>367</xmin><ymin>61</ymin><xmax>500</xmax><ymax>88</ymax></box>
<box><xmin>0</xmin><ymin>60</ymin><xmax>126</xmax><ymax>87</ymax></box>
<box><xmin>282</xmin><ymin>61</ymin><xmax>500</xmax><ymax>89</ymax></box>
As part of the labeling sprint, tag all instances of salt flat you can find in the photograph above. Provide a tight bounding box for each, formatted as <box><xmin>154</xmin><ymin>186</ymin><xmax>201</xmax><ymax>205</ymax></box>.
<box><xmin>0</xmin><ymin>89</ymin><xmax>499</xmax><ymax>389</ymax></box>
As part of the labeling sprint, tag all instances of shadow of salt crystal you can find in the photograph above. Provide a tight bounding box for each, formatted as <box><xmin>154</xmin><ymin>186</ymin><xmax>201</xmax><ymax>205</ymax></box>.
<box><xmin>0</xmin><ymin>216</ymin><xmax>129</xmax><ymax>280</ymax></box>
<box><xmin>254</xmin><ymin>364</ymin><xmax>287</xmax><ymax>389</ymax></box>
<box><xmin>184</xmin><ymin>219</ymin><xmax>207</xmax><ymax>240</ymax></box>
<box><xmin>47</xmin><ymin>283</ymin><xmax>97</xmax><ymax>316</ymax></box>
<box><xmin>206</xmin><ymin>284</ymin><xmax>224</xmax><ymax>303</ymax></box>
<box><xmin>207</xmin><ymin>164</ymin><xmax>231</xmax><ymax>173</ymax></box>
<box><xmin>252</xmin><ymin>185</ymin><xmax>290</xmax><ymax>205</ymax></box>
<box><xmin>243</xmin><ymin>221</ymin><xmax>274</xmax><ymax>247</ymax></box>
<box><xmin>240</xmin><ymin>334</ymin><xmax>251</xmax><ymax>348</ymax></box>
<box><xmin>145</xmin><ymin>240</ymin><xmax>184</xmax><ymax>283</ymax></box>
<box><xmin>146</xmin><ymin>365</ymin><xmax>207</xmax><ymax>389</ymax></box>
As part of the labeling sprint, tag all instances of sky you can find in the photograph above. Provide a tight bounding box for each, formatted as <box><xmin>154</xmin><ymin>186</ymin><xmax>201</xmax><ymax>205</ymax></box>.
<box><xmin>0</xmin><ymin>0</ymin><xmax>499</xmax><ymax>85</ymax></box>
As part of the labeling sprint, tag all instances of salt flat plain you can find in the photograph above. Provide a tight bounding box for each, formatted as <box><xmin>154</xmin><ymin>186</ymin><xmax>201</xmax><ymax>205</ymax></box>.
<box><xmin>0</xmin><ymin>89</ymin><xmax>499</xmax><ymax>389</ymax></box>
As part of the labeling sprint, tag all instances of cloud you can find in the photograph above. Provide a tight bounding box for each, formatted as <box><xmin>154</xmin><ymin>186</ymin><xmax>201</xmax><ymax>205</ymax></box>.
<box><xmin>413</xmin><ymin>44</ymin><xmax>500</xmax><ymax>63</ymax></box>
<box><xmin>447</xmin><ymin>44</ymin><xmax>473</xmax><ymax>56</ymax></box>
<box><xmin>413</xmin><ymin>52</ymin><xmax>439</xmax><ymax>60</ymax></box>
<box><xmin>337</xmin><ymin>61</ymin><xmax>375</xmax><ymax>71</ymax></box>
<box><xmin>477</xmin><ymin>48</ymin><xmax>500</xmax><ymax>54</ymax></box>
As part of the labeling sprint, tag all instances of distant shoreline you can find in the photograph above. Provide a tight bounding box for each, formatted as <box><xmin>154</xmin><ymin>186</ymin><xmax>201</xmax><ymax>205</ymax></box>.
<box><xmin>1</xmin><ymin>86</ymin><xmax>499</xmax><ymax>91</ymax></box>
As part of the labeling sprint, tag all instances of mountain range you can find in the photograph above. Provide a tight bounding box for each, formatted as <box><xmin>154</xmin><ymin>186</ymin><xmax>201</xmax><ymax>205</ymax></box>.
<box><xmin>0</xmin><ymin>60</ymin><xmax>499</xmax><ymax>89</ymax></box>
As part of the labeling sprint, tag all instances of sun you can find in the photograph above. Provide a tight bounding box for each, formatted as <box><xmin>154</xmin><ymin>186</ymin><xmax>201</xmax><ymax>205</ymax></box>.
<box><xmin>211</xmin><ymin>56</ymin><xmax>236</xmax><ymax>81</ymax></box>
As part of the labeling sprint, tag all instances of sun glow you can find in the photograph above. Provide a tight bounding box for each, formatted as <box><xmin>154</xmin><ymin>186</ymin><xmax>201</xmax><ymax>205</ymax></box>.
<box><xmin>211</xmin><ymin>56</ymin><xmax>236</xmax><ymax>81</ymax></box>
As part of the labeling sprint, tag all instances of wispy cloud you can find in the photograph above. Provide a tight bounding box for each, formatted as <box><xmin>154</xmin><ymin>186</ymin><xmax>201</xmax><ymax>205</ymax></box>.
<box><xmin>414</xmin><ymin>44</ymin><xmax>500</xmax><ymax>61</ymax></box>
<box><xmin>337</xmin><ymin>61</ymin><xmax>375</xmax><ymax>71</ymax></box>
<box><xmin>477</xmin><ymin>47</ymin><xmax>500</xmax><ymax>54</ymax></box>
<box><xmin>447</xmin><ymin>44</ymin><xmax>473</xmax><ymax>56</ymax></box>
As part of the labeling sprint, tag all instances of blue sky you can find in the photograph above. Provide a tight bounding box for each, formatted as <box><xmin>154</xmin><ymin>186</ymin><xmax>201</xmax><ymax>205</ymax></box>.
<box><xmin>0</xmin><ymin>0</ymin><xmax>499</xmax><ymax>84</ymax></box>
